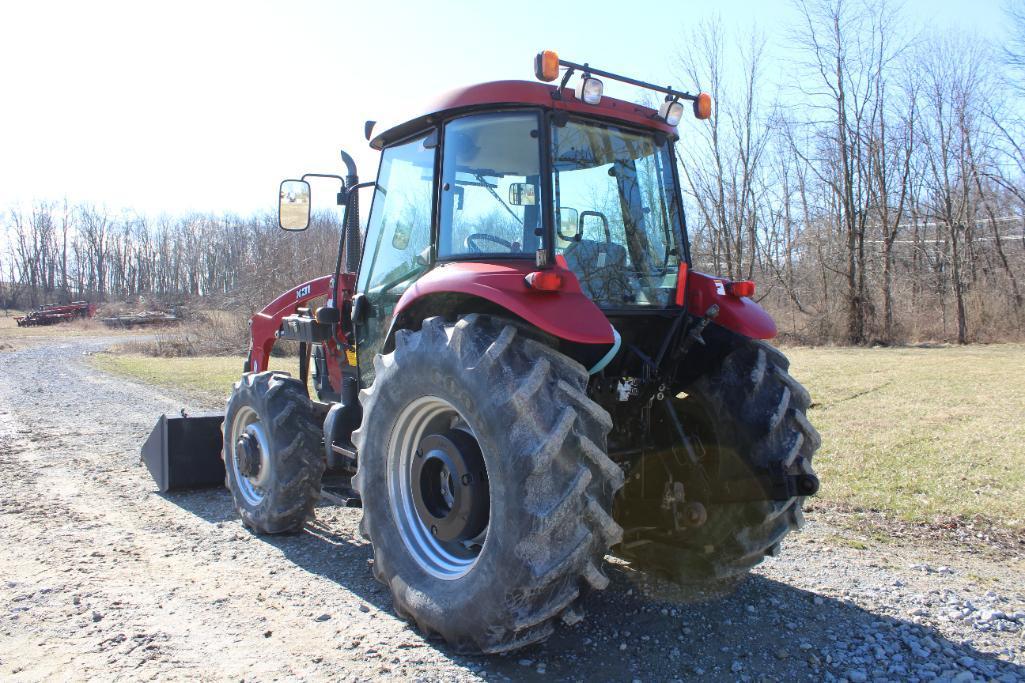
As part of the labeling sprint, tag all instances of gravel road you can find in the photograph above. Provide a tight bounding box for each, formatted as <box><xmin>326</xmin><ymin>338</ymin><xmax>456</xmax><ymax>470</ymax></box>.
<box><xmin>1</xmin><ymin>336</ymin><xmax>1024</xmax><ymax>682</ymax></box>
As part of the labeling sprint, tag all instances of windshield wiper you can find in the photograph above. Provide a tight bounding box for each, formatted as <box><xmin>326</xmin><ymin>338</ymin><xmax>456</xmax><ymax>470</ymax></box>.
<box><xmin>474</xmin><ymin>174</ymin><xmax>523</xmax><ymax>226</ymax></box>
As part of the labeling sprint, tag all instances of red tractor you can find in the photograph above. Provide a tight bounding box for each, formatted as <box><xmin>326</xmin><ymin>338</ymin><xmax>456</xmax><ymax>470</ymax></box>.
<box><xmin>223</xmin><ymin>52</ymin><xmax>820</xmax><ymax>653</ymax></box>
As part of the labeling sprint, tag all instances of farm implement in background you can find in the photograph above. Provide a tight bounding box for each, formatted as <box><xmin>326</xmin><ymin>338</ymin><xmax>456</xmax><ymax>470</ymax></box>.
<box><xmin>101</xmin><ymin>311</ymin><xmax>179</xmax><ymax>328</ymax></box>
<box><xmin>15</xmin><ymin>301</ymin><xmax>96</xmax><ymax>327</ymax></box>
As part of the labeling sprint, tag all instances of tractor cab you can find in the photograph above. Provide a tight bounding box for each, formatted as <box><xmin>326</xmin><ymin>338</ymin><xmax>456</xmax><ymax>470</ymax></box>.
<box><xmin>277</xmin><ymin>53</ymin><xmax>724</xmax><ymax>390</ymax></box>
<box><xmin>352</xmin><ymin>88</ymin><xmax>692</xmax><ymax>386</ymax></box>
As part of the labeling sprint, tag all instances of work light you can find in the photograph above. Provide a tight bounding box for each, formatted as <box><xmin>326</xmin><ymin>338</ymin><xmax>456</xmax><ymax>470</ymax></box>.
<box><xmin>659</xmin><ymin>98</ymin><xmax>685</xmax><ymax>126</ymax></box>
<box><xmin>575</xmin><ymin>76</ymin><xmax>603</xmax><ymax>105</ymax></box>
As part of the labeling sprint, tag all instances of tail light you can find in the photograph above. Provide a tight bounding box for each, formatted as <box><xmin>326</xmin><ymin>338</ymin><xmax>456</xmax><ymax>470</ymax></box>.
<box><xmin>727</xmin><ymin>280</ymin><xmax>755</xmax><ymax>297</ymax></box>
<box><xmin>674</xmin><ymin>263</ymin><xmax>689</xmax><ymax>306</ymax></box>
<box><xmin>525</xmin><ymin>270</ymin><xmax>563</xmax><ymax>291</ymax></box>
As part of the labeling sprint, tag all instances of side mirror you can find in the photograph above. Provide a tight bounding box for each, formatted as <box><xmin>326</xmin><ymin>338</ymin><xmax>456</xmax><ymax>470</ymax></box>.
<box><xmin>556</xmin><ymin>207</ymin><xmax>581</xmax><ymax>243</ymax></box>
<box><xmin>278</xmin><ymin>179</ymin><xmax>311</xmax><ymax>231</ymax></box>
<box><xmin>508</xmin><ymin>183</ymin><xmax>537</xmax><ymax>206</ymax></box>
<box><xmin>580</xmin><ymin>210</ymin><xmax>611</xmax><ymax>242</ymax></box>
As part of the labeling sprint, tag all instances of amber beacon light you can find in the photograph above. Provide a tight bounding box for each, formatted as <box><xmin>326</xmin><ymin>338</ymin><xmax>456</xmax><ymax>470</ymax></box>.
<box><xmin>534</xmin><ymin>50</ymin><xmax>560</xmax><ymax>82</ymax></box>
<box><xmin>694</xmin><ymin>92</ymin><xmax>713</xmax><ymax>120</ymax></box>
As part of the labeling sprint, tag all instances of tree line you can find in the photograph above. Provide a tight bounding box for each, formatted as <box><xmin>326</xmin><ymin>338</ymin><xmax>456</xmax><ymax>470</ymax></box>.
<box><xmin>1</xmin><ymin>203</ymin><xmax>342</xmax><ymax>316</ymax></box>
<box><xmin>4</xmin><ymin>0</ymin><xmax>1025</xmax><ymax>345</ymax></box>
<box><xmin>677</xmin><ymin>0</ymin><xmax>1025</xmax><ymax>344</ymax></box>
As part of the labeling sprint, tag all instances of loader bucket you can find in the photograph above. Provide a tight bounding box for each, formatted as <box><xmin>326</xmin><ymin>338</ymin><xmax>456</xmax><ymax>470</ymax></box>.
<box><xmin>142</xmin><ymin>413</ymin><xmax>226</xmax><ymax>492</ymax></box>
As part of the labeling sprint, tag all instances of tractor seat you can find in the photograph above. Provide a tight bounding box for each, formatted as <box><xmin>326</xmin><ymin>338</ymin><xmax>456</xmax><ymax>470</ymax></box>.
<box><xmin>562</xmin><ymin>239</ymin><xmax>634</xmax><ymax>304</ymax></box>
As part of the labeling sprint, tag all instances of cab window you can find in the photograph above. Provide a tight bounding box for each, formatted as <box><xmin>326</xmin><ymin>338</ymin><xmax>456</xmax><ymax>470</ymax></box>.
<box><xmin>551</xmin><ymin>118</ymin><xmax>682</xmax><ymax>307</ymax></box>
<box><xmin>357</xmin><ymin>133</ymin><xmax>434</xmax><ymax>295</ymax></box>
<box><xmin>355</xmin><ymin>132</ymin><xmax>434</xmax><ymax>386</ymax></box>
<box><xmin>438</xmin><ymin>112</ymin><xmax>543</xmax><ymax>258</ymax></box>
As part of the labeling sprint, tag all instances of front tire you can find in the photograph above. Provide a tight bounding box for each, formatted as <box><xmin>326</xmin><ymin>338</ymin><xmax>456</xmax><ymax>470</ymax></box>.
<box><xmin>352</xmin><ymin>315</ymin><xmax>624</xmax><ymax>653</ymax></box>
<box><xmin>223</xmin><ymin>371</ymin><xmax>325</xmax><ymax>534</ymax></box>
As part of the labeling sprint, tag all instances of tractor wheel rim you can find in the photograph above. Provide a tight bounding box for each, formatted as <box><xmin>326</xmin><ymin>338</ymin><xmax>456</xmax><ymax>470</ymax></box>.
<box><xmin>387</xmin><ymin>396</ymin><xmax>490</xmax><ymax>580</ymax></box>
<box><xmin>229</xmin><ymin>406</ymin><xmax>272</xmax><ymax>506</ymax></box>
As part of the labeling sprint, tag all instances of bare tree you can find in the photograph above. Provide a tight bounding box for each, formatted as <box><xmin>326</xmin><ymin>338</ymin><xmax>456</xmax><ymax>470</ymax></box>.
<box><xmin>676</xmin><ymin>16</ymin><xmax>771</xmax><ymax>281</ymax></box>
<box><xmin>870</xmin><ymin>56</ymin><xmax>917</xmax><ymax>342</ymax></box>
<box><xmin>1004</xmin><ymin>1</ymin><xmax>1025</xmax><ymax>92</ymax></box>
<box><xmin>915</xmin><ymin>36</ymin><xmax>995</xmax><ymax>343</ymax></box>
<box><xmin>787</xmin><ymin>0</ymin><xmax>910</xmax><ymax>343</ymax></box>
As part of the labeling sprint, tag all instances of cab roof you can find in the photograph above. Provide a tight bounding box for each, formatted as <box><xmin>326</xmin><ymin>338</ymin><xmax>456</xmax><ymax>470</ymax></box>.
<box><xmin>369</xmin><ymin>80</ymin><xmax>677</xmax><ymax>150</ymax></box>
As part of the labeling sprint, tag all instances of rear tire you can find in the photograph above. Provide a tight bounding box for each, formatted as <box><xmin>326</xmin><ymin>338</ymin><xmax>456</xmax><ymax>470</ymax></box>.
<box><xmin>616</xmin><ymin>340</ymin><xmax>820</xmax><ymax>582</ymax></box>
<box><xmin>352</xmin><ymin>315</ymin><xmax>624</xmax><ymax>653</ymax></box>
<box><xmin>223</xmin><ymin>371</ymin><xmax>325</xmax><ymax>534</ymax></box>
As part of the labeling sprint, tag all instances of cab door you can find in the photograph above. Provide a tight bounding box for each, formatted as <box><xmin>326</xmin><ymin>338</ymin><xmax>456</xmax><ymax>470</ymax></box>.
<box><xmin>353</xmin><ymin>132</ymin><xmax>435</xmax><ymax>387</ymax></box>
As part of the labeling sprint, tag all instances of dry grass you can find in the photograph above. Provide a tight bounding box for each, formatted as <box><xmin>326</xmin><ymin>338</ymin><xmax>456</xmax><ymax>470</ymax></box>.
<box><xmin>785</xmin><ymin>343</ymin><xmax>1025</xmax><ymax>530</ymax></box>
<box><xmin>115</xmin><ymin>311</ymin><xmax>250</xmax><ymax>357</ymax></box>
<box><xmin>0</xmin><ymin>311</ymin><xmax>136</xmax><ymax>347</ymax></box>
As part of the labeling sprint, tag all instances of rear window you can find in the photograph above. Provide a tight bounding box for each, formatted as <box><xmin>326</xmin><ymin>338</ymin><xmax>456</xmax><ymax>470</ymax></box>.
<box><xmin>438</xmin><ymin>111</ymin><xmax>543</xmax><ymax>258</ymax></box>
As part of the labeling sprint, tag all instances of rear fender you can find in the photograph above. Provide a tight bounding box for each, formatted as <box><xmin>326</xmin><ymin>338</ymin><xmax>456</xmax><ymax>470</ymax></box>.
<box><xmin>391</xmin><ymin>261</ymin><xmax>615</xmax><ymax>346</ymax></box>
<box><xmin>685</xmin><ymin>270</ymin><xmax>777</xmax><ymax>340</ymax></box>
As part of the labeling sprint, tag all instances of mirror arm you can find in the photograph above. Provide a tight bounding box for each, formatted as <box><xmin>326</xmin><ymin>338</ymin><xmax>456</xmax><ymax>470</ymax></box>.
<box><xmin>299</xmin><ymin>174</ymin><xmax>348</xmax><ymax>184</ymax></box>
<box><xmin>294</xmin><ymin>150</ymin><xmax>368</xmax><ymax>312</ymax></box>
<box><xmin>298</xmin><ymin>172</ymin><xmax>350</xmax><ymax>307</ymax></box>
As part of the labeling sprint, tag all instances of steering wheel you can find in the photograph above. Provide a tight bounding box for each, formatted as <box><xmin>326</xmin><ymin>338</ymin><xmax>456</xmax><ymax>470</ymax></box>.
<box><xmin>464</xmin><ymin>233</ymin><xmax>515</xmax><ymax>253</ymax></box>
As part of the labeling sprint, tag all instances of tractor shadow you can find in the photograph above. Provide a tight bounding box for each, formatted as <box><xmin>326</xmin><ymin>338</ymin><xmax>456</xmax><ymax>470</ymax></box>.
<box><xmin>487</xmin><ymin>565</ymin><xmax>1025</xmax><ymax>681</ymax></box>
<box><xmin>159</xmin><ymin>489</ymin><xmax>1025</xmax><ymax>680</ymax></box>
<box><xmin>158</xmin><ymin>488</ymin><xmax>237</xmax><ymax>524</ymax></box>
<box><xmin>161</xmin><ymin>488</ymin><xmax>392</xmax><ymax>612</ymax></box>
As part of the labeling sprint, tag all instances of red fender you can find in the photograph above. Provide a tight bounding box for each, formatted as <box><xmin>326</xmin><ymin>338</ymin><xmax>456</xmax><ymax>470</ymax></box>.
<box><xmin>393</xmin><ymin>260</ymin><xmax>615</xmax><ymax>345</ymax></box>
<box><xmin>685</xmin><ymin>271</ymin><xmax>777</xmax><ymax>340</ymax></box>
<box><xmin>248</xmin><ymin>274</ymin><xmax>356</xmax><ymax>379</ymax></box>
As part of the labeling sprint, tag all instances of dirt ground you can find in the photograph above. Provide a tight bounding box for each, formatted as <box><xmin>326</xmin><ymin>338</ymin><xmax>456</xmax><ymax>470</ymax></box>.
<box><xmin>1</xmin><ymin>336</ymin><xmax>1024</xmax><ymax>682</ymax></box>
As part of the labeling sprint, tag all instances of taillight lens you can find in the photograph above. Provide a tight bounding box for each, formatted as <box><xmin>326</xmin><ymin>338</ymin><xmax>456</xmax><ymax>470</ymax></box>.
<box><xmin>727</xmin><ymin>280</ymin><xmax>755</xmax><ymax>297</ymax></box>
<box><xmin>525</xmin><ymin>270</ymin><xmax>563</xmax><ymax>291</ymax></box>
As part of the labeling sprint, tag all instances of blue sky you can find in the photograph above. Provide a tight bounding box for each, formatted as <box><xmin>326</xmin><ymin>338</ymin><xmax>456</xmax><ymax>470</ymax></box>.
<box><xmin>0</xmin><ymin>0</ymin><xmax>1010</xmax><ymax>218</ymax></box>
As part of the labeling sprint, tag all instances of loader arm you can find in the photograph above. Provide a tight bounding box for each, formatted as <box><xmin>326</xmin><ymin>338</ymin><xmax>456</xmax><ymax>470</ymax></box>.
<box><xmin>246</xmin><ymin>273</ymin><xmax>356</xmax><ymax>376</ymax></box>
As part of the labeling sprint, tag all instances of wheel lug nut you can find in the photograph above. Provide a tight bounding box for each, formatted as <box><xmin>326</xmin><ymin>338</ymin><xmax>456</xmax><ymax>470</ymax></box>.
<box><xmin>430</xmin><ymin>525</ymin><xmax>438</xmax><ymax>536</ymax></box>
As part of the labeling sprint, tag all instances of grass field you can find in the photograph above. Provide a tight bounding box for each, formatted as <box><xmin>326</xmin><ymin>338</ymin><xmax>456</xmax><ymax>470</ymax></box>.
<box><xmin>89</xmin><ymin>352</ymin><xmax>302</xmax><ymax>397</ymax></box>
<box><xmin>89</xmin><ymin>344</ymin><xmax>1025</xmax><ymax>530</ymax></box>
<box><xmin>786</xmin><ymin>344</ymin><xmax>1025</xmax><ymax>529</ymax></box>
